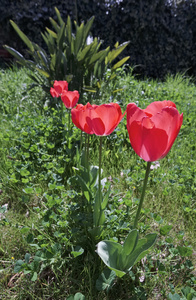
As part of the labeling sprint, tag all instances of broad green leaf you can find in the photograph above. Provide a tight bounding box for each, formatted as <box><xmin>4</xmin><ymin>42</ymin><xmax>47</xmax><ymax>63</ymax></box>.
<box><xmin>123</xmin><ymin>229</ymin><xmax>139</xmax><ymax>256</ymax></box>
<box><xmin>96</xmin><ymin>269</ymin><xmax>116</xmax><ymax>291</ymax></box>
<box><xmin>23</xmin><ymin>187</ymin><xmax>34</xmax><ymax>194</ymax></box>
<box><xmin>111</xmin><ymin>56</ymin><xmax>130</xmax><ymax>71</ymax></box>
<box><xmin>74</xmin><ymin>293</ymin><xmax>86</xmax><ymax>300</ymax></box>
<box><xmin>97</xmin><ymin>209</ymin><xmax>106</xmax><ymax>227</ymax></box>
<box><xmin>25</xmin><ymin>253</ymin><xmax>31</xmax><ymax>264</ymax></box>
<box><xmin>167</xmin><ymin>293</ymin><xmax>181</xmax><ymax>300</ymax></box>
<box><xmin>20</xmin><ymin>227</ymin><xmax>30</xmax><ymax>234</ymax></box>
<box><xmin>71</xmin><ymin>246</ymin><xmax>84</xmax><ymax>258</ymax></box>
<box><xmin>31</xmin><ymin>271</ymin><xmax>38</xmax><ymax>281</ymax></box>
<box><xmin>10</xmin><ymin>20</ymin><xmax>34</xmax><ymax>52</ymax></box>
<box><xmin>125</xmin><ymin>233</ymin><xmax>157</xmax><ymax>270</ymax></box>
<box><xmin>14</xmin><ymin>260</ymin><xmax>25</xmax><ymax>273</ymax></box>
<box><xmin>89</xmin><ymin>166</ymin><xmax>99</xmax><ymax>188</ymax></box>
<box><xmin>26</xmin><ymin>233</ymin><xmax>34</xmax><ymax>244</ymax></box>
<box><xmin>96</xmin><ymin>241</ymin><xmax>125</xmax><ymax>277</ymax></box>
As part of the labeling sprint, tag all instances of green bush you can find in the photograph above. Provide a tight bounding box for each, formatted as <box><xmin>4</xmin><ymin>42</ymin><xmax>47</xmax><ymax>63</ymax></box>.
<box><xmin>4</xmin><ymin>7</ymin><xmax>129</xmax><ymax>107</ymax></box>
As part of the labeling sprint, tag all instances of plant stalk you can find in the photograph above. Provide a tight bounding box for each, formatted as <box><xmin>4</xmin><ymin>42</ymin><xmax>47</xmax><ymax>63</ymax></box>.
<box><xmin>98</xmin><ymin>136</ymin><xmax>102</xmax><ymax>207</ymax></box>
<box><xmin>133</xmin><ymin>161</ymin><xmax>151</xmax><ymax>229</ymax></box>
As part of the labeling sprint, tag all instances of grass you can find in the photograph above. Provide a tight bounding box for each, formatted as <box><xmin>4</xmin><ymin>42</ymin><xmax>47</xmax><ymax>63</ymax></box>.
<box><xmin>0</xmin><ymin>66</ymin><xmax>195</xmax><ymax>299</ymax></box>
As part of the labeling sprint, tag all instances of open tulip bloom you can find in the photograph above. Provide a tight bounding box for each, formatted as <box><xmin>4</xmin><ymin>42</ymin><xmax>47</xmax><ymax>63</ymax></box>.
<box><xmin>126</xmin><ymin>100</ymin><xmax>183</xmax><ymax>162</ymax></box>
<box><xmin>96</xmin><ymin>101</ymin><xmax>183</xmax><ymax>276</ymax></box>
<box><xmin>61</xmin><ymin>90</ymin><xmax>80</xmax><ymax>109</ymax></box>
<box><xmin>71</xmin><ymin>102</ymin><xmax>125</xmax><ymax>136</ymax></box>
<box><xmin>50</xmin><ymin>80</ymin><xmax>68</xmax><ymax>98</ymax></box>
<box><xmin>71</xmin><ymin>102</ymin><xmax>126</xmax><ymax>228</ymax></box>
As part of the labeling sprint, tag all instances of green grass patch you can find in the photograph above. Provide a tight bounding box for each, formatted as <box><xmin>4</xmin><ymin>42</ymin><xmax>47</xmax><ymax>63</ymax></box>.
<box><xmin>0</xmin><ymin>66</ymin><xmax>195</xmax><ymax>299</ymax></box>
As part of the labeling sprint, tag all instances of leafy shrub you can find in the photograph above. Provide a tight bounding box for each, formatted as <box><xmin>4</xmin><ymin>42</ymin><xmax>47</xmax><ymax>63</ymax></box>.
<box><xmin>4</xmin><ymin>7</ymin><xmax>129</xmax><ymax>107</ymax></box>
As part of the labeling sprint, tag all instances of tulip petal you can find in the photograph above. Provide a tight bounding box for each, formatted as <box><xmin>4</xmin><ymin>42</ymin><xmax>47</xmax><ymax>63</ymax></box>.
<box><xmin>127</xmin><ymin>101</ymin><xmax>183</xmax><ymax>161</ymax></box>
<box><xmin>90</xmin><ymin>103</ymin><xmax>124</xmax><ymax>136</ymax></box>
<box><xmin>71</xmin><ymin>103</ymin><xmax>93</xmax><ymax>134</ymax></box>
<box><xmin>151</xmin><ymin>107</ymin><xmax>183</xmax><ymax>159</ymax></box>
<box><xmin>53</xmin><ymin>80</ymin><xmax>68</xmax><ymax>94</ymax></box>
<box><xmin>128</xmin><ymin>118</ymin><xmax>168</xmax><ymax>161</ymax></box>
<box><xmin>50</xmin><ymin>87</ymin><xmax>59</xmax><ymax>98</ymax></box>
<box><xmin>144</xmin><ymin>100</ymin><xmax>176</xmax><ymax>116</ymax></box>
<box><xmin>61</xmin><ymin>90</ymin><xmax>79</xmax><ymax>109</ymax></box>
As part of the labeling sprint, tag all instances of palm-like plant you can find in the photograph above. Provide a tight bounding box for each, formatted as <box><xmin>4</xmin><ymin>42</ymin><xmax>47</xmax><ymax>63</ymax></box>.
<box><xmin>4</xmin><ymin>8</ymin><xmax>129</xmax><ymax>107</ymax></box>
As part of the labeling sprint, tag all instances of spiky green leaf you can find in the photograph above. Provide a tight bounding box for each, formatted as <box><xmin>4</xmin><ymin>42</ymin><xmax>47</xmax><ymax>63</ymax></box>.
<box><xmin>10</xmin><ymin>20</ymin><xmax>34</xmax><ymax>52</ymax></box>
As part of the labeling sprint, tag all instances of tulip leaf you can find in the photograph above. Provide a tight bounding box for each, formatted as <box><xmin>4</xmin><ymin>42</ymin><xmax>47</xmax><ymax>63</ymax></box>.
<box><xmin>76</xmin><ymin>174</ymin><xmax>92</xmax><ymax>202</ymax></box>
<box><xmin>125</xmin><ymin>233</ymin><xmax>157</xmax><ymax>270</ymax></box>
<box><xmin>96</xmin><ymin>233</ymin><xmax>157</xmax><ymax>277</ymax></box>
<box><xmin>10</xmin><ymin>20</ymin><xmax>34</xmax><ymax>52</ymax></box>
<box><xmin>96</xmin><ymin>241</ymin><xmax>126</xmax><ymax>277</ymax></box>
<box><xmin>122</xmin><ymin>229</ymin><xmax>139</xmax><ymax>256</ymax></box>
<box><xmin>89</xmin><ymin>166</ymin><xmax>99</xmax><ymax>188</ymax></box>
<box><xmin>94</xmin><ymin>190</ymin><xmax>104</xmax><ymax>227</ymax></box>
<box><xmin>101</xmin><ymin>184</ymin><xmax>111</xmax><ymax>210</ymax></box>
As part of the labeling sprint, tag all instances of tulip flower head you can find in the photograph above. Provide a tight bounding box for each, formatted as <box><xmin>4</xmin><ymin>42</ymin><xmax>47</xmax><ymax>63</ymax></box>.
<box><xmin>126</xmin><ymin>100</ymin><xmax>183</xmax><ymax>162</ymax></box>
<box><xmin>50</xmin><ymin>80</ymin><xmax>68</xmax><ymax>98</ymax></box>
<box><xmin>71</xmin><ymin>102</ymin><xmax>125</xmax><ymax>136</ymax></box>
<box><xmin>61</xmin><ymin>90</ymin><xmax>80</xmax><ymax>109</ymax></box>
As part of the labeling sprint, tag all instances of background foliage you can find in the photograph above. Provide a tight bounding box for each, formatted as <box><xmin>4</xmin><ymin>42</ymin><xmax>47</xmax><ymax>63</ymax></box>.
<box><xmin>1</xmin><ymin>0</ymin><xmax>196</xmax><ymax>78</ymax></box>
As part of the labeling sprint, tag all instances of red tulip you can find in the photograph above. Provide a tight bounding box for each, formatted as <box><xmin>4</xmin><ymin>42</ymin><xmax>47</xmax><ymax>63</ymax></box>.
<box><xmin>50</xmin><ymin>80</ymin><xmax>68</xmax><ymax>98</ymax></box>
<box><xmin>61</xmin><ymin>90</ymin><xmax>80</xmax><ymax>109</ymax></box>
<box><xmin>126</xmin><ymin>100</ymin><xmax>183</xmax><ymax>162</ymax></box>
<box><xmin>71</xmin><ymin>102</ymin><xmax>125</xmax><ymax>135</ymax></box>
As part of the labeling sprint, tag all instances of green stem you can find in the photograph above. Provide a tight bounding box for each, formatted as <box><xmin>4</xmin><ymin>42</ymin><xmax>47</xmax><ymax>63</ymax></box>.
<box><xmin>99</xmin><ymin>136</ymin><xmax>102</xmax><ymax>206</ymax></box>
<box><xmin>68</xmin><ymin>109</ymin><xmax>71</xmax><ymax>131</ymax></box>
<box><xmin>133</xmin><ymin>161</ymin><xmax>151</xmax><ymax>229</ymax></box>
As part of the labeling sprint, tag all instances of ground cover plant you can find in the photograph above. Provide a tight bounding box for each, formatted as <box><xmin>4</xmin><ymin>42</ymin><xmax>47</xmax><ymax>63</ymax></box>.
<box><xmin>0</xmin><ymin>66</ymin><xmax>196</xmax><ymax>299</ymax></box>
